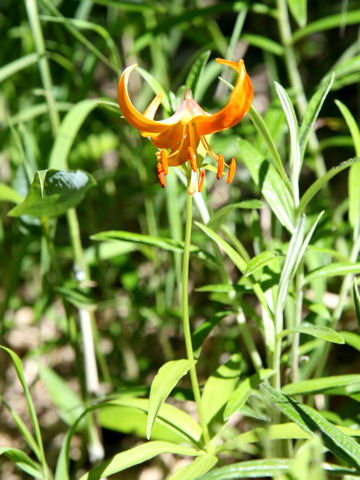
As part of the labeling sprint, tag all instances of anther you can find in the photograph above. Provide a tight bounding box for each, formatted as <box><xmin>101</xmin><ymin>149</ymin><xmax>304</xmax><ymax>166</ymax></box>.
<box><xmin>157</xmin><ymin>162</ymin><xmax>166</xmax><ymax>188</ymax></box>
<box><xmin>198</xmin><ymin>169</ymin><xmax>205</xmax><ymax>192</ymax></box>
<box><xmin>217</xmin><ymin>154</ymin><xmax>224</xmax><ymax>179</ymax></box>
<box><xmin>227</xmin><ymin>158</ymin><xmax>236</xmax><ymax>184</ymax></box>
<box><xmin>188</xmin><ymin>147</ymin><xmax>197</xmax><ymax>172</ymax></box>
<box><xmin>160</xmin><ymin>149</ymin><xmax>168</xmax><ymax>175</ymax></box>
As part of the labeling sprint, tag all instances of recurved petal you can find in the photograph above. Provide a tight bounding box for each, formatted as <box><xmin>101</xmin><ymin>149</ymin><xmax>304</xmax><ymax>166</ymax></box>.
<box><xmin>118</xmin><ymin>64</ymin><xmax>167</xmax><ymax>134</ymax></box>
<box><xmin>196</xmin><ymin>58</ymin><xmax>253</xmax><ymax>136</ymax></box>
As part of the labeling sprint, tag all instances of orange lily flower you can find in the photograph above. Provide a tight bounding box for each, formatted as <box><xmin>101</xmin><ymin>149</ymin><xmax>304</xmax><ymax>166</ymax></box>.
<box><xmin>118</xmin><ymin>58</ymin><xmax>253</xmax><ymax>193</ymax></box>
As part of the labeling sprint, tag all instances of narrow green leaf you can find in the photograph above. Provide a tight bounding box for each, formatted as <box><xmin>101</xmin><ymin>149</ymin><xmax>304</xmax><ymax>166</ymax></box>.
<box><xmin>280</xmin><ymin>325</ymin><xmax>344</xmax><ymax>344</ymax></box>
<box><xmin>263</xmin><ymin>384</ymin><xmax>360</xmax><ymax>468</ymax></box>
<box><xmin>297</xmin><ymin>158</ymin><xmax>360</xmax><ymax>217</ymax></box>
<box><xmin>353</xmin><ymin>281</ymin><xmax>360</xmax><ymax>328</ymax></box>
<box><xmin>0</xmin><ymin>53</ymin><xmax>39</xmax><ymax>83</ymax></box>
<box><xmin>99</xmin><ymin>397</ymin><xmax>202</xmax><ymax>445</ymax></box>
<box><xmin>287</xmin><ymin>0</ymin><xmax>307</xmax><ymax>27</ymax></box>
<box><xmin>0</xmin><ymin>184</ymin><xmax>23</xmax><ymax>204</ymax></box>
<box><xmin>137</xmin><ymin>66</ymin><xmax>171</xmax><ymax>114</ymax></box>
<box><xmin>147</xmin><ymin>359</ymin><xmax>191</xmax><ymax>439</ymax></box>
<box><xmin>0</xmin><ymin>447</ymin><xmax>42</xmax><ymax>478</ymax></box>
<box><xmin>8</xmin><ymin>169</ymin><xmax>96</xmax><ymax>218</ymax></box>
<box><xmin>195</xmin><ymin>222</ymin><xmax>272</xmax><ymax>317</ymax></box>
<box><xmin>342</xmin><ymin>330</ymin><xmax>360</xmax><ymax>352</ymax></box>
<box><xmin>186</xmin><ymin>50</ymin><xmax>211</xmax><ymax>100</ymax></box>
<box><xmin>248</xmin><ymin>105</ymin><xmax>291</xmax><ymax>192</ymax></box>
<box><xmin>196</xmin><ymin>458</ymin><xmax>291</xmax><ymax>479</ymax></box>
<box><xmin>282</xmin><ymin>374</ymin><xmax>360</xmax><ymax>395</ymax></box>
<box><xmin>224</xmin><ymin>369</ymin><xmax>274</xmax><ymax>420</ymax></box>
<box><xmin>238</xmin><ymin>138</ymin><xmax>295</xmax><ymax>232</ymax></box>
<box><xmin>209</xmin><ymin>200</ymin><xmax>263</xmax><ymax>231</ymax></box>
<box><xmin>92</xmin><ymin>230</ymin><xmax>199</xmax><ymax>254</ymax></box>
<box><xmin>242</xmin><ymin>34</ymin><xmax>284</xmax><ymax>55</ymax></box>
<box><xmin>169</xmin><ymin>455</ymin><xmax>218</xmax><ymax>480</ymax></box>
<box><xmin>202</xmin><ymin>354</ymin><xmax>244</xmax><ymax>426</ymax></box>
<box><xmin>304</xmin><ymin>262</ymin><xmax>360</xmax><ymax>285</ymax></box>
<box><xmin>292</xmin><ymin>9</ymin><xmax>360</xmax><ymax>43</ymax></box>
<box><xmin>0</xmin><ymin>347</ymin><xmax>45</xmax><ymax>464</ymax></box>
<box><xmin>49</xmin><ymin>98</ymin><xmax>118</xmax><ymax>170</ymax></box>
<box><xmin>335</xmin><ymin>99</ymin><xmax>360</xmax><ymax>236</ymax></box>
<box><xmin>275</xmin><ymin>82</ymin><xmax>300</xmax><ymax>203</ymax></box>
<box><xmin>276</xmin><ymin>215</ymin><xmax>306</xmax><ymax>316</ymax></box>
<box><xmin>245</xmin><ymin>250</ymin><xmax>282</xmax><ymax>277</ymax></box>
<box><xmin>38</xmin><ymin>365</ymin><xmax>85</xmax><ymax>427</ymax></box>
<box><xmin>79</xmin><ymin>441</ymin><xmax>200</xmax><ymax>480</ymax></box>
<box><xmin>299</xmin><ymin>75</ymin><xmax>334</xmax><ymax>162</ymax></box>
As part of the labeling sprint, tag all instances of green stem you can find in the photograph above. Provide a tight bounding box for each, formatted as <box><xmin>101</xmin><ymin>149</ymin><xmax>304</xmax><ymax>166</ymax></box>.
<box><xmin>182</xmin><ymin>193</ymin><xmax>211</xmax><ymax>450</ymax></box>
<box><xmin>290</xmin><ymin>268</ymin><xmax>304</xmax><ymax>383</ymax></box>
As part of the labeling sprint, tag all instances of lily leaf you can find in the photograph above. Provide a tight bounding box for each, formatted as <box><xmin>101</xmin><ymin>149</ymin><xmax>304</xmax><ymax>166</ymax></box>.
<box><xmin>8</xmin><ymin>169</ymin><xmax>96</xmax><ymax>218</ymax></box>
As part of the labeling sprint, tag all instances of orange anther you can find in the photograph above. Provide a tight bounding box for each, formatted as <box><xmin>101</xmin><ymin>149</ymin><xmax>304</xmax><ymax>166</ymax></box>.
<box><xmin>160</xmin><ymin>148</ymin><xmax>168</xmax><ymax>175</ymax></box>
<box><xmin>217</xmin><ymin>154</ymin><xmax>224</xmax><ymax>179</ymax></box>
<box><xmin>198</xmin><ymin>169</ymin><xmax>205</xmax><ymax>192</ymax></box>
<box><xmin>157</xmin><ymin>162</ymin><xmax>166</xmax><ymax>188</ymax></box>
<box><xmin>227</xmin><ymin>158</ymin><xmax>236</xmax><ymax>184</ymax></box>
<box><xmin>188</xmin><ymin>147</ymin><xmax>197</xmax><ymax>172</ymax></box>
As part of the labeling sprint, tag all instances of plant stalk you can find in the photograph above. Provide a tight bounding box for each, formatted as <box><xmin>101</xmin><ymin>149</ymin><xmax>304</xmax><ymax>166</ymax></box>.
<box><xmin>182</xmin><ymin>193</ymin><xmax>211</xmax><ymax>450</ymax></box>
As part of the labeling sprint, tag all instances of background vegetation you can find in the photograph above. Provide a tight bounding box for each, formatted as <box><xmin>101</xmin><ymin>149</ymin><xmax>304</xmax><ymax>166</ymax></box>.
<box><xmin>1</xmin><ymin>0</ymin><xmax>360</xmax><ymax>478</ymax></box>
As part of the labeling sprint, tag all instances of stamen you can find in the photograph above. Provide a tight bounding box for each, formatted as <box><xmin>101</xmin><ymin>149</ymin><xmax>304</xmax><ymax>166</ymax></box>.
<box><xmin>160</xmin><ymin>149</ymin><xmax>168</xmax><ymax>175</ymax></box>
<box><xmin>217</xmin><ymin>154</ymin><xmax>224</xmax><ymax>179</ymax></box>
<box><xmin>188</xmin><ymin>146</ymin><xmax>198</xmax><ymax>172</ymax></box>
<box><xmin>200</xmin><ymin>136</ymin><xmax>218</xmax><ymax>161</ymax></box>
<box><xmin>227</xmin><ymin>158</ymin><xmax>236</xmax><ymax>184</ymax></box>
<box><xmin>198</xmin><ymin>169</ymin><xmax>205</xmax><ymax>192</ymax></box>
<box><xmin>157</xmin><ymin>162</ymin><xmax>166</xmax><ymax>188</ymax></box>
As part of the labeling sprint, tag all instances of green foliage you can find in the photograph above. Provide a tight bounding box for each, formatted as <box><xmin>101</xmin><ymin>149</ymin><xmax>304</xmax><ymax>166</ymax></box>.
<box><xmin>2</xmin><ymin>1</ymin><xmax>360</xmax><ymax>479</ymax></box>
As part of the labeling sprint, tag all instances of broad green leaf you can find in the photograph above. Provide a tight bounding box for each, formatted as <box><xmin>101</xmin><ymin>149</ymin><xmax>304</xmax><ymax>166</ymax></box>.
<box><xmin>335</xmin><ymin>100</ymin><xmax>360</xmax><ymax>236</ymax></box>
<box><xmin>169</xmin><ymin>455</ymin><xmax>218</xmax><ymax>480</ymax></box>
<box><xmin>304</xmin><ymin>262</ymin><xmax>360</xmax><ymax>285</ymax></box>
<box><xmin>92</xmin><ymin>230</ymin><xmax>199</xmax><ymax>254</ymax></box>
<box><xmin>79</xmin><ymin>441</ymin><xmax>200</xmax><ymax>480</ymax></box>
<box><xmin>297</xmin><ymin>158</ymin><xmax>360</xmax><ymax>217</ymax></box>
<box><xmin>0</xmin><ymin>53</ymin><xmax>39</xmax><ymax>83</ymax></box>
<box><xmin>282</xmin><ymin>375</ymin><xmax>360</xmax><ymax>395</ymax></box>
<box><xmin>238</xmin><ymin>138</ymin><xmax>295</xmax><ymax>232</ymax></box>
<box><xmin>242</xmin><ymin>34</ymin><xmax>284</xmax><ymax>55</ymax></box>
<box><xmin>38</xmin><ymin>365</ymin><xmax>85</xmax><ymax>427</ymax></box>
<box><xmin>185</xmin><ymin>50</ymin><xmax>211</xmax><ymax>100</ymax></box>
<box><xmin>202</xmin><ymin>354</ymin><xmax>244</xmax><ymax>426</ymax></box>
<box><xmin>224</xmin><ymin>369</ymin><xmax>274</xmax><ymax>420</ymax></box>
<box><xmin>0</xmin><ymin>183</ymin><xmax>23</xmax><ymax>204</ymax></box>
<box><xmin>292</xmin><ymin>9</ymin><xmax>360</xmax><ymax>42</ymax></box>
<box><xmin>49</xmin><ymin>98</ymin><xmax>118</xmax><ymax>170</ymax></box>
<box><xmin>263</xmin><ymin>384</ymin><xmax>360</xmax><ymax>468</ymax></box>
<box><xmin>209</xmin><ymin>200</ymin><xmax>264</xmax><ymax>231</ymax></box>
<box><xmin>245</xmin><ymin>250</ymin><xmax>282</xmax><ymax>277</ymax></box>
<box><xmin>248</xmin><ymin>105</ymin><xmax>291</xmax><ymax>190</ymax></box>
<box><xmin>275</xmin><ymin>82</ymin><xmax>300</xmax><ymax>204</ymax></box>
<box><xmin>147</xmin><ymin>359</ymin><xmax>191</xmax><ymax>439</ymax></box>
<box><xmin>287</xmin><ymin>0</ymin><xmax>307</xmax><ymax>27</ymax></box>
<box><xmin>280</xmin><ymin>325</ymin><xmax>344</xmax><ymax>344</ymax></box>
<box><xmin>99</xmin><ymin>397</ymin><xmax>201</xmax><ymax>445</ymax></box>
<box><xmin>8</xmin><ymin>169</ymin><xmax>96</xmax><ymax>218</ymax></box>
<box><xmin>353</xmin><ymin>281</ymin><xmax>360</xmax><ymax>328</ymax></box>
<box><xmin>299</xmin><ymin>75</ymin><xmax>334</xmax><ymax>162</ymax></box>
<box><xmin>196</xmin><ymin>458</ymin><xmax>292</xmax><ymax>479</ymax></box>
<box><xmin>0</xmin><ymin>447</ymin><xmax>42</xmax><ymax>478</ymax></box>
